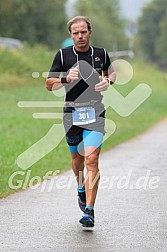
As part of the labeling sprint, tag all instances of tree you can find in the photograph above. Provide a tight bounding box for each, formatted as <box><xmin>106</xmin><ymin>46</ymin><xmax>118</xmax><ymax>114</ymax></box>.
<box><xmin>138</xmin><ymin>0</ymin><xmax>167</xmax><ymax>66</ymax></box>
<box><xmin>0</xmin><ymin>0</ymin><xmax>68</xmax><ymax>48</ymax></box>
<box><xmin>74</xmin><ymin>0</ymin><xmax>128</xmax><ymax>51</ymax></box>
<box><xmin>155</xmin><ymin>14</ymin><xmax>167</xmax><ymax>65</ymax></box>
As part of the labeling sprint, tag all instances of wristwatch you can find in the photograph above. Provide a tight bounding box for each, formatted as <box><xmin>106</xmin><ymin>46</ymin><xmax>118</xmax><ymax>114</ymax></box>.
<box><xmin>106</xmin><ymin>77</ymin><xmax>114</xmax><ymax>85</ymax></box>
<box><xmin>61</xmin><ymin>77</ymin><xmax>67</xmax><ymax>86</ymax></box>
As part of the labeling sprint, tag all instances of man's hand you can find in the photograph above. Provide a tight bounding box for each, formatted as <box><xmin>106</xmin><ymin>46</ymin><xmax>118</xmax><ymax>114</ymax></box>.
<box><xmin>95</xmin><ymin>76</ymin><xmax>109</xmax><ymax>92</ymax></box>
<box><xmin>66</xmin><ymin>65</ymin><xmax>79</xmax><ymax>83</ymax></box>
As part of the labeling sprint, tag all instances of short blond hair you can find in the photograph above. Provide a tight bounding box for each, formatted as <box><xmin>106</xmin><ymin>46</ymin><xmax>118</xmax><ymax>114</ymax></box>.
<box><xmin>67</xmin><ymin>16</ymin><xmax>92</xmax><ymax>33</ymax></box>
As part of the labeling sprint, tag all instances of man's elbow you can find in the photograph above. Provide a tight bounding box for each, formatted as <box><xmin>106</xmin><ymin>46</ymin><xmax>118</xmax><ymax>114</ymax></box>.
<box><xmin>46</xmin><ymin>85</ymin><xmax>52</xmax><ymax>91</ymax></box>
<box><xmin>46</xmin><ymin>79</ymin><xmax>52</xmax><ymax>91</ymax></box>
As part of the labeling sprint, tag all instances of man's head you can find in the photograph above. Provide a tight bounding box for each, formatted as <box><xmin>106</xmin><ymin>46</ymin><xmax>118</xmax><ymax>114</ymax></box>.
<box><xmin>67</xmin><ymin>16</ymin><xmax>92</xmax><ymax>33</ymax></box>
<box><xmin>67</xmin><ymin>16</ymin><xmax>92</xmax><ymax>51</ymax></box>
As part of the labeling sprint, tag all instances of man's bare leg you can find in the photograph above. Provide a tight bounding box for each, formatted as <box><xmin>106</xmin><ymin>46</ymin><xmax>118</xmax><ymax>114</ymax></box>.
<box><xmin>79</xmin><ymin>147</ymin><xmax>100</xmax><ymax>227</ymax></box>
<box><xmin>84</xmin><ymin>147</ymin><xmax>101</xmax><ymax>208</ymax></box>
<box><xmin>70</xmin><ymin>152</ymin><xmax>85</xmax><ymax>185</ymax></box>
<box><xmin>70</xmin><ymin>152</ymin><xmax>86</xmax><ymax>212</ymax></box>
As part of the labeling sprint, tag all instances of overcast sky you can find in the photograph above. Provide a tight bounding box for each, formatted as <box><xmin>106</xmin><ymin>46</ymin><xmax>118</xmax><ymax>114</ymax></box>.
<box><xmin>119</xmin><ymin>0</ymin><xmax>152</xmax><ymax>20</ymax></box>
<box><xmin>66</xmin><ymin>0</ymin><xmax>152</xmax><ymax>20</ymax></box>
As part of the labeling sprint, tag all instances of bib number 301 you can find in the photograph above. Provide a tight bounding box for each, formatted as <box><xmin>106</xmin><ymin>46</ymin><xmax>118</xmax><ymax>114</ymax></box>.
<box><xmin>72</xmin><ymin>107</ymin><xmax>96</xmax><ymax>125</ymax></box>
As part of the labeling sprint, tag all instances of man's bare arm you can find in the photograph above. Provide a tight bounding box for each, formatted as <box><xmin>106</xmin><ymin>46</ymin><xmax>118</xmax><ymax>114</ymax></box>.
<box><xmin>46</xmin><ymin>66</ymin><xmax>79</xmax><ymax>91</ymax></box>
<box><xmin>46</xmin><ymin>78</ymin><xmax>63</xmax><ymax>91</ymax></box>
<box><xmin>103</xmin><ymin>65</ymin><xmax>116</xmax><ymax>84</ymax></box>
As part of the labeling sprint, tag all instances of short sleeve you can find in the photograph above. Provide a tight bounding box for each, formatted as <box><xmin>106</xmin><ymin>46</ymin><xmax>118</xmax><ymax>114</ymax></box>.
<box><xmin>47</xmin><ymin>50</ymin><xmax>63</xmax><ymax>78</ymax></box>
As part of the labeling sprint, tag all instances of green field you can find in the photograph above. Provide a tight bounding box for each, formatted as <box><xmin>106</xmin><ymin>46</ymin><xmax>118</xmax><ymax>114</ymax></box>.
<box><xmin>0</xmin><ymin>44</ymin><xmax>167</xmax><ymax>198</ymax></box>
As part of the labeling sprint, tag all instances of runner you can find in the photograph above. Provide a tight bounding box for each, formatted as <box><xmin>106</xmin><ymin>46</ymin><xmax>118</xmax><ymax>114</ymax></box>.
<box><xmin>46</xmin><ymin>16</ymin><xmax>116</xmax><ymax>227</ymax></box>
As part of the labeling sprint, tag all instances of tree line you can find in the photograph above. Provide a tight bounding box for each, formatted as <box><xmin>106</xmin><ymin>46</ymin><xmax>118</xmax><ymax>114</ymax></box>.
<box><xmin>0</xmin><ymin>0</ymin><xmax>67</xmax><ymax>48</ymax></box>
<box><xmin>0</xmin><ymin>0</ymin><xmax>127</xmax><ymax>51</ymax></box>
<box><xmin>1</xmin><ymin>0</ymin><xmax>166</xmax><ymax>67</ymax></box>
<box><xmin>138</xmin><ymin>0</ymin><xmax>167</xmax><ymax>67</ymax></box>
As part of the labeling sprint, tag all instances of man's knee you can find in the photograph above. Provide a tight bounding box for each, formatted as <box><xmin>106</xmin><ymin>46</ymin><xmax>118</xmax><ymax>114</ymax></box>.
<box><xmin>85</xmin><ymin>152</ymin><xmax>99</xmax><ymax>169</ymax></box>
<box><xmin>71</xmin><ymin>153</ymin><xmax>84</xmax><ymax>163</ymax></box>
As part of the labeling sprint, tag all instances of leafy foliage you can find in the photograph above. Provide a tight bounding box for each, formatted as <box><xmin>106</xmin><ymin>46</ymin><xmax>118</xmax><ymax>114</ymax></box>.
<box><xmin>138</xmin><ymin>0</ymin><xmax>167</xmax><ymax>66</ymax></box>
<box><xmin>0</xmin><ymin>0</ymin><xmax>129</xmax><ymax>51</ymax></box>
<box><xmin>0</xmin><ymin>0</ymin><xmax>67</xmax><ymax>48</ymax></box>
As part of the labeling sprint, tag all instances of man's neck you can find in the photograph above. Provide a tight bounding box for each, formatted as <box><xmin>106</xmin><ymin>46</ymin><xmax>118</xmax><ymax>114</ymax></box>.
<box><xmin>74</xmin><ymin>45</ymin><xmax>90</xmax><ymax>52</ymax></box>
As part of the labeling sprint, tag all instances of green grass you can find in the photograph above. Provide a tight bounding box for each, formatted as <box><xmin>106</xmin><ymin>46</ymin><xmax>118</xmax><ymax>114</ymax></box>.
<box><xmin>103</xmin><ymin>59</ymin><xmax>167</xmax><ymax>149</ymax></box>
<box><xmin>0</xmin><ymin>45</ymin><xmax>167</xmax><ymax>198</ymax></box>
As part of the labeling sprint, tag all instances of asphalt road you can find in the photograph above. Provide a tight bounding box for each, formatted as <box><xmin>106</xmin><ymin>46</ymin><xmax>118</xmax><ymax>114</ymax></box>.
<box><xmin>0</xmin><ymin>119</ymin><xmax>167</xmax><ymax>252</ymax></box>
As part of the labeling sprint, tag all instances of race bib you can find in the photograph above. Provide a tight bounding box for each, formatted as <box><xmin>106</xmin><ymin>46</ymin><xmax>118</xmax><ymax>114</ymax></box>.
<box><xmin>72</xmin><ymin>107</ymin><xmax>96</xmax><ymax>125</ymax></box>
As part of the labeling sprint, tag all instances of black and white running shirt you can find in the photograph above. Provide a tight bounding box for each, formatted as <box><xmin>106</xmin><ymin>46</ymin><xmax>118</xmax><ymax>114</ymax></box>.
<box><xmin>48</xmin><ymin>45</ymin><xmax>111</xmax><ymax>103</ymax></box>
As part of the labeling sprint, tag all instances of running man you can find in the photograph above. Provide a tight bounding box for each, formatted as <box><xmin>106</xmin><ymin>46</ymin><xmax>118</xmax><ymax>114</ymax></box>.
<box><xmin>46</xmin><ymin>16</ymin><xmax>116</xmax><ymax>227</ymax></box>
